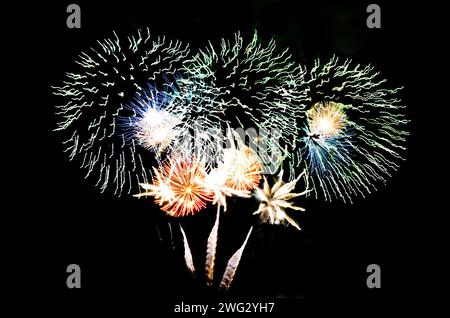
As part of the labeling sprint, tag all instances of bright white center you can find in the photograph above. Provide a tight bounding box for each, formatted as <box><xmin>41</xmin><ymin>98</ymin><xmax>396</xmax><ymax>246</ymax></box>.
<box><xmin>317</xmin><ymin>118</ymin><xmax>333</xmax><ymax>133</ymax></box>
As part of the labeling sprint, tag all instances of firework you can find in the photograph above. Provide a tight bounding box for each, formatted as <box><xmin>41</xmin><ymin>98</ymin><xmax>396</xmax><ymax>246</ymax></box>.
<box><xmin>215</xmin><ymin>129</ymin><xmax>263</xmax><ymax>192</ymax></box>
<box><xmin>206</xmin><ymin>206</ymin><xmax>220</xmax><ymax>286</ymax></box>
<box><xmin>204</xmin><ymin>163</ymin><xmax>252</xmax><ymax>211</ymax></box>
<box><xmin>180</xmin><ymin>224</ymin><xmax>196</xmax><ymax>274</ymax></box>
<box><xmin>53</xmin><ymin>28</ymin><xmax>190</xmax><ymax>196</ymax></box>
<box><xmin>122</xmin><ymin>74</ymin><xmax>225</xmax><ymax>169</ymax></box>
<box><xmin>53</xmin><ymin>27</ymin><xmax>410</xmax><ymax>292</ymax></box>
<box><xmin>307</xmin><ymin>101</ymin><xmax>347</xmax><ymax>138</ymax></box>
<box><xmin>120</xmin><ymin>83</ymin><xmax>184</xmax><ymax>155</ymax></box>
<box><xmin>219</xmin><ymin>226</ymin><xmax>253</xmax><ymax>290</ymax></box>
<box><xmin>254</xmin><ymin>170</ymin><xmax>308</xmax><ymax>230</ymax></box>
<box><xmin>293</xmin><ymin>56</ymin><xmax>409</xmax><ymax>203</ymax></box>
<box><xmin>301</xmin><ymin>101</ymin><xmax>354</xmax><ymax>179</ymax></box>
<box><xmin>203</xmin><ymin>130</ymin><xmax>257</xmax><ymax>211</ymax></box>
<box><xmin>134</xmin><ymin>167</ymin><xmax>174</xmax><ymax>206</ymax></box>
<box><xmin>223</xmin><ymin>144</ymin><xmax>262</xmax><ymax>192</ymax></box>
<box><xmin>180</xmin><ymin>211</ymin><xmax>254</xmax><ymax>290</ymax></box>
<box><xmin>135</xmin><ymin>156</ymin><xmax>213</xmax><ymax>217</ymax></box>
<box><xmin>182</xmin><ymin>31</ymin><xmax>307</xmax><ymax>173</ymax></box>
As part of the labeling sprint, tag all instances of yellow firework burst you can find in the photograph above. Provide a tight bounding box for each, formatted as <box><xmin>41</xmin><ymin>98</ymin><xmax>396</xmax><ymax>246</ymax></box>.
<box><xmin>307</xmin><ymin>101</ymin><xmax>347</xmax><ymax>138</ymax></box>
<box><xmin>224</xmin><ymin>145</ymin><xmax>262</xmax><ymax>192</ymax></box>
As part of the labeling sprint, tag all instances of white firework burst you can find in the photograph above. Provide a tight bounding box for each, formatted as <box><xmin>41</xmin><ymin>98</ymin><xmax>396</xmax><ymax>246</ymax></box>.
<box><xmin>52</xmin><ymin>28</ymin><xmax>190</xmax><ymax>196</ymax></box>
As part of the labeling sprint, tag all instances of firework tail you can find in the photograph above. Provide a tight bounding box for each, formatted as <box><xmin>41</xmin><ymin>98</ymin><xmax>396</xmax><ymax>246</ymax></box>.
<box><xmin>154</xmin><ymin>225</ymin><xmax>163</xmax><ymax>242</ymax></box>
<box><xmin>179</xmin><ymin>224</ymin><xmax>196</xmax><ymax>274</ymax></box>
<box><xmin>219</xmin><ymin>226</ymin><xmax>253</xmax><ymax>290</ymax></box>
<box><xmin>206</xmin><ymin>204</ymin><xmax>220</xmax><ymax>286</ymax></box>
<box><xmin>168</xmin><ymin>221</ymin><xmax>175</xmax><ymax>250</ymax></box>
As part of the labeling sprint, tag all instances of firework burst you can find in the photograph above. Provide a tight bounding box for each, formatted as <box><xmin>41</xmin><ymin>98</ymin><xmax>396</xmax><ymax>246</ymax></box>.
<box><xmin>52</xmin><ymin>28</ymin><xmax>190</xmax><ymax>196</ymax></box>
<box><xmin>135</xmin><ymin>156</ymin><xmax>213</xmax><ymax>217</ymax></box>
<box><xmin>204</xmin><ymin>164</ymin><xmax>252</xmax><ymax>211</ymax></box>
<box><xmin>120</xmin><ymin>83</ymin><xmax>184</xmax><ymax>156</ymax></box>
<box><xmin>203</xmin><ymin>129</ymin><xmax>259</xmax><ymax>210</ymax></box>
<box><xmin>307</xmin><ymin>101</ymin><xmax>347</xmax><ymax>139</ymax></box>
<box><xmin>223</xmin><ymin>145</ymin><xmax>262</xmax><ymax>192</ymax></box>
<box><xmin>254</xmin><ymin>170</ymin><xmax>309</xmax><ymax>230</ymax></box>
<box><xmin>182</xmin><ymin>31</ymin><xmax>307</xmax><ymax>173</ymax></box>
<box><xmin>301</xmin><ymin>101</ymin><xmax>355</xmax><ymax>178</ymax></box>
<box><xmin>293</xmin><ymin>56</ymin><xmax>409</xmax><ymax>203</ymax></box>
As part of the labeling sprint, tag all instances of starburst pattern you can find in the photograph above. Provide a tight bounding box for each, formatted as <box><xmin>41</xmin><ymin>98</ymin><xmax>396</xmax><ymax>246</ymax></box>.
<box><xmin>254</xmin><ymin>170</ymin><xmax>309</xmax><ymax>230</ymax></box>
<box><xmin>223</xmin><ymin>143</ymin><xmax>262</xmax><ymax>192</ymax></box>
<box><xmin>134</xmin><ymin>156</ymin><xmax>213</xmax><ymax>216</ymax></box>
<box><xmin>120</xmin><ymin>83</ymin><xmax>184</xmax><ymax>156</ymax></box>
<box><xmin>307</xmin><ymin>101</ymin><xmax>347</xmax><ymax>138</ymax></box>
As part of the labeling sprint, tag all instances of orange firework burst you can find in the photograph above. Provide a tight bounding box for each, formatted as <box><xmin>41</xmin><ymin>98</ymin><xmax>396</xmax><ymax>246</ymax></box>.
<box><xmin>224</xmin><ymin>145</ymin><xmax>262</xmax><ymax>191</ymax></box>
<box><xmin>135</xmin><ymin>157</ymin><xmax>213</xmax><ymax>217</ymax></box>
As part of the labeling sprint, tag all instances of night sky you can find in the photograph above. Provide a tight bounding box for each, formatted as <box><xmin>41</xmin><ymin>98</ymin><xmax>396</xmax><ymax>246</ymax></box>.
<box><xmin>5</xmin><ymin>0</ymin><xmax>438</xmax><ymax>315</ymax></box>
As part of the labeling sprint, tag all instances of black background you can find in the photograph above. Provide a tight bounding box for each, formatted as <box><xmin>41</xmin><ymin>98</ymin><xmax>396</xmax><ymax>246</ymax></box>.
<box><xmin>5</xmin><ymin>0</ymin><xmax>438</xmax><ymax>315</ymax></box>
